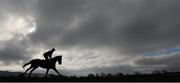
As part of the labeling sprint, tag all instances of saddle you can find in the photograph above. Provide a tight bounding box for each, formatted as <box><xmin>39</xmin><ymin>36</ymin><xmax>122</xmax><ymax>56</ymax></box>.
<box><xmin>42</xmin><ymin>59</ymin><xmax>52</xmax><ymax>65</ymax></box>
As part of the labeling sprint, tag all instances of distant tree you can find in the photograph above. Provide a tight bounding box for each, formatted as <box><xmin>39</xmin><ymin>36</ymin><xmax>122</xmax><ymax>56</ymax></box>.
<box><xmin>99</xmin><ymin>73</ymin><xmax>106</xmax><ymax>77</ymax></box>
<box><xmin>106</xmin><ymin>73</ymin><xmax>113</xmax><ymax>77</ymax></box>
<box><xmin>152</xmin><ymin>70</ymin><xmax>162</xmax><ymax>74</ymax></box>
<box><xmin>162</xmin><ymin>70</ymin><xmax>168</xmax><ymax>74</ymax></box>
<box><xmin>95</xmin><ymin>73</ymin><xmax>100</xmax><ymax>77</ymax></box>
<box><xmin>115</xmin><ymin>73</ymin><xmax>124</xmax><ymax>77</ymax></box>
<box><xmin>88</xmin><ymin>73</ymin><xmax>95</xmax><ymax>78</ymax></box>
<box><xmin>134</xmin><ymin>71</ymin><xmax>142</xmax><ymax>75</ymax></box>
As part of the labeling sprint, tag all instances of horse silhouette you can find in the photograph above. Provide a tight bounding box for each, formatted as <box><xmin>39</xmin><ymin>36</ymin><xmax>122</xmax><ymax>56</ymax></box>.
<box><xmin>23</xmin><ymin>55</ymin><xmax>62</xmax><ymax>78</ymax></box>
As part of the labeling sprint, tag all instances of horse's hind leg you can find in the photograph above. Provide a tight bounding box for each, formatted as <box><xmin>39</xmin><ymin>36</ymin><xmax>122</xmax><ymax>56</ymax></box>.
<box><xmin>23</xmin><ymin>66</ymin><xmax>33</xmax><ymax>76</ymax></box>
<box><xmin>28</xmin><ymin>67</ymin><xmax>38</xmax><ymax>78</ymax></box>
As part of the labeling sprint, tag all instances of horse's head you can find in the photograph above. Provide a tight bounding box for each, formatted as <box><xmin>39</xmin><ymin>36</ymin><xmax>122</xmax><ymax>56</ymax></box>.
<box><xmin>56</xmin><ymin>55</ymin><xmax>62</xmax><ymax>65</ymax></box>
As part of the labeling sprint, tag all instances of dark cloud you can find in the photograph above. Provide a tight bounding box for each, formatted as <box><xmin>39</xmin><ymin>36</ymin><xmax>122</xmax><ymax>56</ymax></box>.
<box><xmin>0</xmin><ymin>0</ymin><xmax>37</xmax><ymax>18</ymax></box>
<box><xmin>135</xmin><ymin>53</ymin><xmax>180</xmax><ymax>72</ymax></box>
<box><xmin>31</xmin><ymin>0</ymin><xmax>180</xmax><ymax>55</ymax></box>
<box><xmin>0</xmin><ymin>0</ymin><xmax>37</xmax><ymax>64</ymax></box>
<box><xmin>0</xmin><ymin>0</ymin><xmax>180</xmax><ymax>74</ymax></box>
<box><xmin>28</xmin><ymin>0</ymin><xmax>180</xmax><ymax>74</ymax></box>
<box><xmin>0</xmin><ymin>39</ymin><xmax>32</xmax><ymax>64</ymax></box>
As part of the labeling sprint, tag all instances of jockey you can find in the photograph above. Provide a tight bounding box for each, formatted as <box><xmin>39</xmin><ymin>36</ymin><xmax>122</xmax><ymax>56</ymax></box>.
<box><xmin>43</xmin><ymin>48</ymin><xmax>55</xmax><ymax>60</ymax></box>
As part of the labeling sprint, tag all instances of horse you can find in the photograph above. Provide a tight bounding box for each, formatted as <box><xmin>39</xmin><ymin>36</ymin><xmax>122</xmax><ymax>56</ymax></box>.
<box><xmin>23</xmin><ymin>55</ymin><xmax>62</xmax><ymax>78</ymax></box>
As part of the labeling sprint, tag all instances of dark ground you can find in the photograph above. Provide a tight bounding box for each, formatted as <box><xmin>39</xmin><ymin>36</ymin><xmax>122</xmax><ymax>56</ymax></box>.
<box><xmin>1</xmin><ymin>70</ymin><xmax>180</xmax><ymax>82</ymax></box>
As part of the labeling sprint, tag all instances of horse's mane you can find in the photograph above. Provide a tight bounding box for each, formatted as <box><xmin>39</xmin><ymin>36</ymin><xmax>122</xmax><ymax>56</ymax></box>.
<box><xmin>53</xmin><ymin>55</ymin><xmax>62</xmax><ymax>59</ymax></box>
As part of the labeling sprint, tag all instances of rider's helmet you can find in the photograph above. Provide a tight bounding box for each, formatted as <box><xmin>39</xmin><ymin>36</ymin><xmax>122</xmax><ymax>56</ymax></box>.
<box><xmin>52</xmin><ymin>48</ymin><xmax>55</xmax><ymax>51</ymax></box>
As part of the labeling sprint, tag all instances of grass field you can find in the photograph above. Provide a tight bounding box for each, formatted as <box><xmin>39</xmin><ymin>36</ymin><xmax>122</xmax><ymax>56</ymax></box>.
<box><xmin>1</xmin><ymin>70</ymin><xmax>180</xmax><ymax>82</ymax></box>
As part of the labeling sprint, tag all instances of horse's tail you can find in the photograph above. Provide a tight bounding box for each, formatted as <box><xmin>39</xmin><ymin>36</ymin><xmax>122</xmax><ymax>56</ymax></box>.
<box><xmin>23</xmin><ymin>60</ymin><xmax>32</xmax><ymax>68</ymax></box>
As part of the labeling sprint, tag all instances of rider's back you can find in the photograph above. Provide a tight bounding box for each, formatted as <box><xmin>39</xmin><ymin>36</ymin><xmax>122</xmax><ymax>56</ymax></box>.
<box><xmin>43</xmin><ymin>50</ymin><xmax>53</xmax><ymax>58</ymax></box>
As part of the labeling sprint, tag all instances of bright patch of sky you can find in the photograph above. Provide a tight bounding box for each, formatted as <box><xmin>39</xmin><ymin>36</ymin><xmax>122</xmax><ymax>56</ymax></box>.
<box><xmin>28</xmin><ymin>22</ymin><xmax>37</xmax><ymax>33</ymax></box>
<box><xmin>144</xmin><ymin>47</ymin><xmax>180</xmax><ymax>56</ymax></box>
<box><xmin>0</xmin><ymin>14</ymin><xmax>36</xmax><ymax>41</ymax></box>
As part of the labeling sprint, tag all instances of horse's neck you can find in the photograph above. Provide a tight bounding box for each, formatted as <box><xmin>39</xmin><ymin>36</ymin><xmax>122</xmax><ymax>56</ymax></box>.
<box><xmin>51</xmin><ymin>58</ymin><xmax>58</xmax><ymax>63</ymax></box>
<box><xmin>42</xmin><ymin>58</ymin><xmax>57</xmax><ymax>64</ymax></box>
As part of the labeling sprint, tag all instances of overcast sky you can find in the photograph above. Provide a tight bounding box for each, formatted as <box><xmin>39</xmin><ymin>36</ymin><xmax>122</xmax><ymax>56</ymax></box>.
<box><xmin>0</xmin><ymin>0</ymin><xmax>180</xmax><ymax>76</ymax></box>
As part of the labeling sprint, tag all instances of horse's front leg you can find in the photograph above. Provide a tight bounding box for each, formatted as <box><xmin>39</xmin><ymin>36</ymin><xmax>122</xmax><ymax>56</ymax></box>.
<box><xmin>52</xmin><ymin>68</ymin><xmax>61</xmax><ymax>77</ymax></box>
<box><xmin>45</xmin><ymin>69</ymin><xmax>49</xmax><ymax>78</ymax></box>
